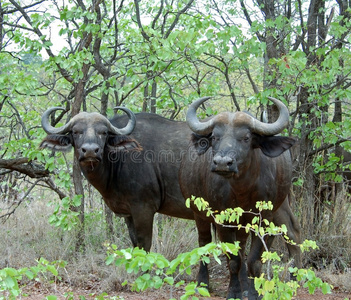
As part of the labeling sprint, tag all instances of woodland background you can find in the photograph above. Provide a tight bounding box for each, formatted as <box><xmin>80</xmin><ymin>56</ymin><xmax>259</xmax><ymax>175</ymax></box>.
<box><xmin>0</xmin><ymin>0</ymin><xmax>350</xmax><ymax>298</ymax></box>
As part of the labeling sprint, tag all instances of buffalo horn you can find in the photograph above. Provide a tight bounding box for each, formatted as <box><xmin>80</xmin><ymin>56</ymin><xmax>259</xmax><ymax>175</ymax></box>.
<box><xmin>251</xmin><ymin>97</ymin><xmax>290</xmax><ymax>136</ymax></box>
<box><xmin>186</xmin><ymin>96</ymin><xmax>214</xmax><ymax>135</ymax></box>
<box><xmin>187</xmin><ymin>96</ymin><xmax>290</xmax><ymax>136</ymax></box>
<box><xmin>42</xmin><ymin>107</ymin><xmax>136</xmax><ymax>136</ymax></box>
<box><xmin>110</xmin><ymin>106</ymin><xmax>136</xmax><ymax>135</ymax></box>
<box><xmin>41</xmin><ymin>107</ymin><xmax>72</xmax><ymax>134</ymax></box>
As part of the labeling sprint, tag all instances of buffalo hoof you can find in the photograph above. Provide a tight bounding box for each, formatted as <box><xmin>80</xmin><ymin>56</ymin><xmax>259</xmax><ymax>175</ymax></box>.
<box><xmin>196</xmin><ymin>276</ymin><xmax>209</xmax><ymax>289</ymax></box>
<box><xmin>196</xmin><ymin>263</ymin><xmax>210</xmax><ymax>293</ymax></box>
<box><xmin>226</xmin><ymin>288</ymin><xmax>242</xmax><ymax>300</ymax></box>
<box><xmin>226</xmin><ymin>293</ymin><xmax>242</xmax><ymax>300</ymax></box>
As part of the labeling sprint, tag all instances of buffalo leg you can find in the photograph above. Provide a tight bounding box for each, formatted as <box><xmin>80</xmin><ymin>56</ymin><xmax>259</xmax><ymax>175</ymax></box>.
<box><xmin>247</xmin><ymin>235</ymin><xmax>265</xmax><ymax>300</ymax></box>
<box><xmin>195</xmin><ymin>216</ymin><xmax>212</xmax><ymax>289</ymax></box>
<box><xmin>134</xmin><ymin>216</ymin><xmax>154</xmax><ymax>252</ymax></box>
<box><xmin>125</xmin><ymin>210</ymin><xmax>155</xmax><ymax>251</ymax></box>
<box><xmin>226</xmin><ymin>252</ymin><xmax>243</xmax><ymax>300</ymax></box>
<box><xmin>273</xmin><ymin>200</ymin><xmax>302</xmax><ymax>269</ymax></box>
<box><xmin>217</xmin><ymin>226</ymin><xmax>242</xmax><ymax>300</ymax></box>
<box><xmin>237</xmin><ymin>229</ymin><xmax>249</xmax><ymax>295</ymax></box>
<box><xmin>124</xmin><ymin>216</ymin><xmax>138</xmax><ymax>248</ymax></box>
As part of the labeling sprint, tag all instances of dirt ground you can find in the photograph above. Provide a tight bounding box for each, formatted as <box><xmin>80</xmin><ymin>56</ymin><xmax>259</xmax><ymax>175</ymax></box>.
<box><xmin>21</xmin><ymin>271</ymin><xmax>351</xmax><ymax>300</ymax></box>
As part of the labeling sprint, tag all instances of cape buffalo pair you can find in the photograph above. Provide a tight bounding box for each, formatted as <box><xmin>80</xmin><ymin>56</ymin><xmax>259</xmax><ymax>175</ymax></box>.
<box><xmin>40</xmin><ymin>97</ymin><xmax>301</xmax><ymax>300</ymax></box>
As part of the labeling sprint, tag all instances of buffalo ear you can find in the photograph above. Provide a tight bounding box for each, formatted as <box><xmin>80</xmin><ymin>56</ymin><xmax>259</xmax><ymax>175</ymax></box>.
<box><xmin>254</xmin><ymin>135</ymin><xmax>296</xmax><ymax>158</ymax></box>
<box><xmin>107</xmin><ymin>135</ymin><xmax>142</xmax><ymax>152</ymax></box>
<box><xmin>40</xmin><ymin>135</ymin><xmax>73</xmax><ymax>152</ymax></box>
<box><xmin>191</xmin><ymin>133</ymin><xmax>212</xmax><ymax>155</ymax></box>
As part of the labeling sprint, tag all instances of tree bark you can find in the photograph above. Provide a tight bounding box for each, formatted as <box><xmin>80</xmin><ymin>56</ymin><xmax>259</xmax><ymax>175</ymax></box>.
<box><xmin>72</xmin><ymin>158</ymin><xmax>85</xmax><ymax>251</ymax></box>
<box><xmin>99</xmin><ymin>83</ymin><xmax>114</xmax><ymax>238</ymax></box>
<box><xmin>143</xmin><ymin>83</ymin><xmax>149</xmax><ymax>112</ymax></box>
<box><xmin>0</xmin><ymin>158</ymin><xmax>49</xmax><ymax>178</ymax></box>
<box><xmin>151</xmin><ymin>80</ymin><xmax>157</xmax><ymax>113</ymax></box>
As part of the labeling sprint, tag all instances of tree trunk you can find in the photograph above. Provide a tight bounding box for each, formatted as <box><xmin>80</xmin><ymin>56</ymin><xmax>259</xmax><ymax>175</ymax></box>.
<box><xmin>295</xmin><ymin>87</ymin><xmax>316</xmax><ymax>237</ymax></box>
<box><xmin>293</xmin><ymin>0</ymin><xmax>329</xmax><ymax>237</ymax></box>
<box><xmin>332</xmin><ymin>0</ymin><xmax>348</xmax><ymax>197</ymax></box>
<box><xmin>151</xmin><ymin>80</ymin><xmax>157</xmax><ymax>113</ymax></box>
<box><xmin>71</xmin><ymin>62</ymin><xmax>91</xmax><ymax>252</ymax></box>
<box><xmin>143</xmin><ymin>83</ymin><xmax>149</xmax><ymax>112</ymax></box>
<box><xmin>0</xmin><ymin>1</ymin><xmax>4</xmax><ymax>50</ymax></box>
<box><xmin>100</xmin><ymin>88</ymin><xmax>114</xmax><ymax>238</ymax></box>
<box><xmin>72</xmin><ymin>157</ymin><xmax>85</xmax><ymax>251</ymax></box>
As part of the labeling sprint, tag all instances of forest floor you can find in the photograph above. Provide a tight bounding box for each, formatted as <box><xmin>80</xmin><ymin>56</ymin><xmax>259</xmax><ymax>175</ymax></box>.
<box><xmin>21</xmin><ymin>270</ymin><xmax>351</xmax><ymax>300</ymax></box>
<box><xmin>2</xmin><ymin>203</ymin><xmax>350</xmax><ymax>300</ymax></box>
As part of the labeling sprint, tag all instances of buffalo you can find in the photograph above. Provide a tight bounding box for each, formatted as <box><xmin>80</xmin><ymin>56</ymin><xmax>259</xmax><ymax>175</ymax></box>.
<box><xmin>179</xmin><ymin>96</ymin><xmax>298</xmax><ymax>300</ymax></box>
<box><xmin>40</xmin><ymin>107</ymin><xmax>202</xmax><ymax>251</ymax></box>
<box><xmin>40</xmin><ymin>105</ymin><xmax>300</xmax><ymax>295</ymax></box>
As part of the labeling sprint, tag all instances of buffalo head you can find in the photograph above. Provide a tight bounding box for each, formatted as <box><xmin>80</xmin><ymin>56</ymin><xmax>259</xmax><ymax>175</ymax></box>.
<box><xmin>40</xmin><ymin>107</ymin><xmax>140</xmax><ymax>169</ymax></box>
<box><xmin>187</xmin><ymin>97</ymin><xmax>296</xmax><ymax>176</ymax></box>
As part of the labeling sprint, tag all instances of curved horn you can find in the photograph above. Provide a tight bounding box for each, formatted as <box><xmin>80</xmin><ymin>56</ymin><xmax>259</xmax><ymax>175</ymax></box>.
<box><xmin>186</xmin><ymin>96</ymin><xmax>214</xmax><ymax>135</ymax></box>
<box><xmin>41</xmin><ymin>107</ymin><xmax>72</xmax><ymax>134</ymax></box>
<box><xmin>251</xmin><ymin>97</ymin><xmax>290</xmax><ymax>135</ymax></box>
<box><xmin>110</xmin><ymin>106</ymin><xmax>136</xmax><ymax>135</ymax></box>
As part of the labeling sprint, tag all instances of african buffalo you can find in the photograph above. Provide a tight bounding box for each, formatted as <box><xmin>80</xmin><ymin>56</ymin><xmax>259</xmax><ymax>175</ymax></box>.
<box><xmin>179</xmin><ymin>96</ymin><xmax>297</xmax><ymax>300</ymax></box>
<box><xmin>40</xmin><ymin>107</ymin><xmax>202</xmax><ymax>252</ymax></box>
<box><xmin>40</xmin><ymin>105</ymin><xmax>300</xmax><ymax>294</ymax></box>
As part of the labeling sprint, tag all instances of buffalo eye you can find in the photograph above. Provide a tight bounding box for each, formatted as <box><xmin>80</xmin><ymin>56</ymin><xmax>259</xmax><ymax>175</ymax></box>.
<box><xmin>237</xmin><ymin>136</ymin><xmax>250</xmax><ymax>144</ymax></box>
<box><xmin>211</xmin><ymin>135</ymin><xmax>219</xmax><ymax>142</ymax></box>
<box><xmin>98</xmin><ymin>131</ymin><xmax>108</xmax><ymax>136</ymax></box>
<box><xmin>72</xmin><ymin>130</ymin><xmax>82</xmax><ymax>136</ymax></box>
<box><xmin>241</xmin><ymin>133</ymin><xmax>251</xmax><ymax>143</ymax></box>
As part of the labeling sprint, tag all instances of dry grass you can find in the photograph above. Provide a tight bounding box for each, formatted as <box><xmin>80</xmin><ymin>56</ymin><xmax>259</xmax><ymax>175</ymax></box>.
<box><xmin>0</xmin><ymin>197</ymin><xmax>199</xmax><ymax>294</ymax></box>
<box><xmin>1</xmin><ymin>182</ymin><xmax>351</xmax><ymax>297</ymax></box>
<box><xmin>318</xmin><ymin>270</ymin><xmax>351</xmax><ymax>293</ymax></box>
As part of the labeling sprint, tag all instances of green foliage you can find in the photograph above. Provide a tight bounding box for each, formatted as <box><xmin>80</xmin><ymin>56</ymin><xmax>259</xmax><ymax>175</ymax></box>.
<box><xmin>254</xmin><ymin>239</ymin><xmax>326</xmax><ymax>300</ymax></box>
<box><xmin>48</xmin><ymin>195</ymin><xmax>82</xmax><ymax>231</ymax></box>
<box><xmin>105</xmin><ymin>242</ymin><xmax>239</xmax><ymax>299</ymax></box>
<box><xmin>254</xmin><ymin>266</ymin><xmax>300</xmax><ymax>300</ymax></box>
<box><xmin>254</xmin><ymin>264</ymin><xmax>331</xmax><ymax>299</ymax></box>
<box><xmin>184</xmin><ymin>197</ymin><xmax>332</xmax><ymax>299</ymax></box>
<box><xmin>1</xmin><ymin>1</ymin><xmax>351</xmax><ymax>298</ymax></box>
<box><xmin>102</xmin><ymin>198</ymin><xmax>334</xmax><ymax>299</ymax></box>
<box><xmin>0</xmin><ymin>258</ymin><xmax>66</xmax><ymax>300</ymax></box>
<box><xmin>294</xmin><ymin>268</ymin><xmax>332</xmax><ymax>295</ymax></box>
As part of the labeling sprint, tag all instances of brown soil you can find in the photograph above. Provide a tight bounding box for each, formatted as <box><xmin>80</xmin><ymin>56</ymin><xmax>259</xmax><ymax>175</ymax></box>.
<box><xmin>21</xmin><ymin>272</ymin><xmax>351</xmax><ymax>300</ymax></box>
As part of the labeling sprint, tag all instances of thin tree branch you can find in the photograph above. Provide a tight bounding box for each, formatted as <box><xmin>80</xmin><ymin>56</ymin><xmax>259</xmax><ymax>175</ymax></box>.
<box><xmin>0</xmin><ymin>179</ymin><xmax>41</xmax><ymax>221</ymax></box>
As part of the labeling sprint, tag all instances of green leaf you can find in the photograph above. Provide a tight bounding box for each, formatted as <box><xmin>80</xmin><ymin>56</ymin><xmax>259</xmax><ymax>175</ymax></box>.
<box><xmin>4</xmin><ymin>276</ymin><xmax>17</xmax><ymax>288</ymax></box>
<box><xmin>321</xmin><ymin>282</ymin><xmax>331</xmax><ymax>294</ymax></box>
<box><xmin>197</xmin><ymin>286</ymin><xmax>210</xmax><ymax>296</ymax></box>
<box><xmin>46</xmin><ymin>265</ymin><xmax>58</xmax><ymax>276</ymax></box>
<box><xmin>25</xmin><ymin>269</ymin><xmax>35</xmax><ymax>280</ymax></box>
<box><xmin>164</xmin><ymin>276</ymin><xmax>174</xmax><ymax>285</ymax></box>
<box><xmin>105</xmin><ymin>255</ymin><xmax>115</xmax><ymax>265</ymax></box>
<box><xmin>4</xmin><ymin>268</ymin><xmax>18</xmax><ymax>277</ymax></box>
<box><xmin>264</xmin><ymin>280</ymin><xmax>275</xmax><ymax>292</ymax></box>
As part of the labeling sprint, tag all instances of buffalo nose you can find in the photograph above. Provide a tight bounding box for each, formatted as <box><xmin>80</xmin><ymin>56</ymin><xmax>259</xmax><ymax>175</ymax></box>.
<box><xmin>81</xmin><ymin>143</ymin><xmax>100</xmax><ymax>157</ymax></box>
<box><xmin>212</xmin><ymin>154</ymin><xmax>238</xmax><ymax>173</ymax></box>
<box><xmin>213</xmin><ymin>155</ymin><xmax>233</xmax><ymax>167</ymax></box>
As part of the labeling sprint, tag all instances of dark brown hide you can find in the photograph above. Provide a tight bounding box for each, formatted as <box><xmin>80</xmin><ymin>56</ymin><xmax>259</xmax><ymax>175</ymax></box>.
<box><xmin>40</xmin><ymin>109</ymin><xmax>197</xmax><ymax>251</ymax></box>
<box><xmin>179</xmin><ymin>97</ymin><xmax>298</xmax><ymax>300</ymax></box>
